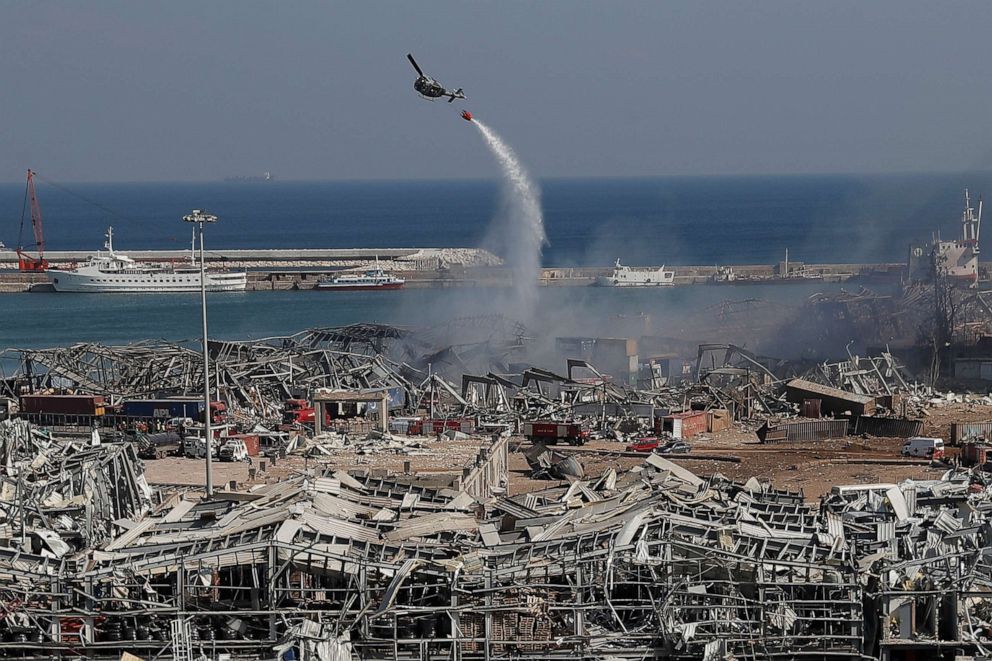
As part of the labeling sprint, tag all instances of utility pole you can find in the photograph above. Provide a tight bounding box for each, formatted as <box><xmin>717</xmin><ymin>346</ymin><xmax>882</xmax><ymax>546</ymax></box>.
<box><xmin>183</xmin><ymin>209</ymin><xmax>218</xmax><ymax>497</ymax></box>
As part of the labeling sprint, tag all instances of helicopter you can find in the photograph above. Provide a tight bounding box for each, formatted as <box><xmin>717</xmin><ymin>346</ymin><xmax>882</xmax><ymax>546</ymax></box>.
<box><xmin>407</xmin><ymin>53</ymin><xmax>465</xmax><ymax>102</ymax></box>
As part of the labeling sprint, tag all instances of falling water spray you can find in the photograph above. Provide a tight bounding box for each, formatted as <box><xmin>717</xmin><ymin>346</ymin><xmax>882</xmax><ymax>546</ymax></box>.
<box><xmin>469</xmin><ymin>119</ymin><xmax>547</xmax><ymax>322</ymax></box>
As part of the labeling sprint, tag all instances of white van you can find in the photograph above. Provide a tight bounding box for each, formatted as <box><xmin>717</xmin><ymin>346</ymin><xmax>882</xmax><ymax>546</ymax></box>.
<box><xmin>219</xmin><ymin>439</ymin><xmax>248</xmax><ymax>462</ymax></box>
<box><xmin>901</xmin><ymin>437</ymin><xmax>945</xmax><ymax>459</ymax></box>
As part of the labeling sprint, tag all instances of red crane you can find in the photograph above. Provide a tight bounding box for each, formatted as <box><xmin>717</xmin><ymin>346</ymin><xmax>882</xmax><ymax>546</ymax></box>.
<box><xmin>17</xmin><ymin>169</ymin><xmax>48</xmax><ymax>272</ymax></box>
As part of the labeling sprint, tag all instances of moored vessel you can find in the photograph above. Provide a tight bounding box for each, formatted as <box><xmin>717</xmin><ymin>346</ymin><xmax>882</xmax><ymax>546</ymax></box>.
<box><xmin>316</xmin><ymin>260</ymin><xmax>405</xmax><ymax>291</ymax></box>
<box><xmin>596</xmin><ymin>259</ymin><xmax>675</xmax><ymax>287</ymax></box>
<box><xmin>47</xmin><ymin>227</ymin><xmax>247</xmax><ymax>293</ymax></box>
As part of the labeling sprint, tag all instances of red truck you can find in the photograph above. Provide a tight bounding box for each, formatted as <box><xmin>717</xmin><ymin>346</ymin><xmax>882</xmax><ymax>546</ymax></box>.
<box><xmin>522</xmin><ymin>421</ymin><xmax>589</xmax><ymax>446</ymax></box>
<box><xmin>282</xmin><ymin>399</ymin><xmax>331</xmax><ymax>427</ymax></box>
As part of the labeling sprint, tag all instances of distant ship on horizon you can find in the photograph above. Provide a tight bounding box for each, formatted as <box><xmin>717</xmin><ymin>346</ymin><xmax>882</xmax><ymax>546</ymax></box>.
<box><xmin>224</xmin><ymin>171</ymin><xmax>274</xmax><ymax>183</ymax></box>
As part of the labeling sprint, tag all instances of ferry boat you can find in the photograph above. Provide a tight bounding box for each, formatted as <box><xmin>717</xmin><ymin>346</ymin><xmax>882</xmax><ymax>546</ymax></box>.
<box><xmin>316</xmin><ymin>261</ymin><xmax>405</xmax><ymax>291</ymax></box>
<box><xmin>596</xmin><ymin>259</ymin><xmax>675</xmax><ymax>287</ymax></box>
<box><xmin>47</xmin><ymin>227</ymin><xmax>247</xmax><ymax>293</ymax></box>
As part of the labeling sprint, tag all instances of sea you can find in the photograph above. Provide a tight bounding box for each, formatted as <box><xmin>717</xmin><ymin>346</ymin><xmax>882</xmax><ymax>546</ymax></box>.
<box><xmin>0</xmin><ymin>172</ymin><xmax>987</xmax><ymax>350</ymax></box>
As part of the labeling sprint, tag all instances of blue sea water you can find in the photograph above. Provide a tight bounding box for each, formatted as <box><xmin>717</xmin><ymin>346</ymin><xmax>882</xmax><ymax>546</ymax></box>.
<box><xmin>1</xmin><ymin>172</ymin><xmax>989</xmax><ymax>266</ymax></box>
<box><xmin>0</xmin><ymin>173</ymin><xmax>984</xmax><ymax>350</ymax></box>
<box><xmin>0</xmin><ymin>282</ymin><xmax>850</xmax><ymax>352</ymax></box>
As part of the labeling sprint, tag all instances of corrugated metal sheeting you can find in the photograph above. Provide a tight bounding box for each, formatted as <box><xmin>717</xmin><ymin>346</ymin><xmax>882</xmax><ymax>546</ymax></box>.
<box><xmin>951</xmin><ymin>421</ymin><xmax>992</xmax><ymax>444</ymax></box>
<box><xmin>850</xmin><ymin>416</ymin><xmax>924</xmax><ymax>439</ymax></box>
<box><xmin>757</xmin><ymin>419</ymin><xmax>849</xmax><ymax>443</ymax></box>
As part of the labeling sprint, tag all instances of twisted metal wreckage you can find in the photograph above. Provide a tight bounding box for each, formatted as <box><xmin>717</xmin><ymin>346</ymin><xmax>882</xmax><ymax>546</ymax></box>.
<box><xmin>1</xmin><ymin>418</ymin><xmax>991</xmax><ymax>660</ymax></box>
<box><xmin>0</xmin><ymin>320</ymin><xmax>982</xmax><ymax>660</ymax></box>
<box><xmin>0</xmin><ymin>327</ymin><xmax>915</xmax><ymax>431</ymax></box>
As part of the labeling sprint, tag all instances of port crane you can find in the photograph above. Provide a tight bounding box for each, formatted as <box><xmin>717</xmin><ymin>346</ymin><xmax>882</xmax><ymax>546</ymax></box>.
<box><xmin>16</xmin><ymin>170</ymin><xmax>48</xmax><ymax>272</ymax></box>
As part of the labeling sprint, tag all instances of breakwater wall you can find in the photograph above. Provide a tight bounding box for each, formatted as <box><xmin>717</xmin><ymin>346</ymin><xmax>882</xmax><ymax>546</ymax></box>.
<box><xmin>0</xmin><ymin>248</ymin><xmax>911</xmax><ymax>292</ymax></box>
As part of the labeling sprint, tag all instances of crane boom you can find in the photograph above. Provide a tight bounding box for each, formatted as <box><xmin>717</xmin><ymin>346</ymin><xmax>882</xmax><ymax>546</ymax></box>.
<box><xmin>17</xmin><ymin>169</ymin><xmax>48</xmax><ymax>272</ymax></box>
<box><xmin>27</xmin><ymin>170</ymin><xmax>44</xmax><ymax>255</ymax></box>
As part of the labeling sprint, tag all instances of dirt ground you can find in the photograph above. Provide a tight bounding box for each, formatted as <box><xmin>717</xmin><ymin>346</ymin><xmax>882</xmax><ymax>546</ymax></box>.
<box><xmin>142</xmin><ymin>435</ymin><xmax>491</xmax><ymax>491</ymax></box>
<box><xmin>143</xmin><ymin>402</ymin><xmax>991</xmax><ymax>502</ymax></box>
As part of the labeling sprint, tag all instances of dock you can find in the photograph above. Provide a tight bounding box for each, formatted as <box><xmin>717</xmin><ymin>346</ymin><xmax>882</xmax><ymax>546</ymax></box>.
<box><xmin>0</xmin><ymin>247</ymin><xmax>910</xmax><ymax>292</ymax></box>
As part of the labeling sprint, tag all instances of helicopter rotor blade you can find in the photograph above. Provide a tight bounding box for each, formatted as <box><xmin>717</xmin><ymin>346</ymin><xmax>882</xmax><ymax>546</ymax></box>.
<box><xmin>406</xmin><ymin>53</ymin><xmax>424</xmax><ymax>77</ymax></box>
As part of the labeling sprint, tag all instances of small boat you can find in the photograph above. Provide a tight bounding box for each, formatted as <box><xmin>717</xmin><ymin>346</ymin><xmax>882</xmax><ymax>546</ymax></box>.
<box><xmin>316</xmin><ymin>260</ymin><xmax>405</xmax><ymax>291</ymax></box>
<box><xmin>596</xmin><ymin>259</ymin><xmax>675</xmax><ymax>287</ymax></box>
<box><xmin>47</xmin><ymin>227</ymin><xmax>247</xmax><ymax>293</ymax></box>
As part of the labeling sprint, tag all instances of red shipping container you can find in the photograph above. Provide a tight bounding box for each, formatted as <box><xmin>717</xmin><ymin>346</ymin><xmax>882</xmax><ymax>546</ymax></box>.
<box><xmin>657</xmin><ymin>411</ymin><xmax>708</xmax><ymax>440</ymax></box>
<box><xmin>409</xmin><ymin>419</ymin><xmax>475</xmax><ymax>435</ymax></box>
<box><xmin>20</xmin><ymin>394</ymin><xmax>105</xmax><ymax>416</ymax></box>
<box><xmin>242</xmin><ymin>435</ymin><xmax>260</xmax><ymax>457</ymax></box>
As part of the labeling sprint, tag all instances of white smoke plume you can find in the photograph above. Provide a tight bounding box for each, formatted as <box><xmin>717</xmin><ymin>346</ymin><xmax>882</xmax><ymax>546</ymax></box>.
<box><xmin>471</xmin><ymin>119</ymin><xmax>547</xmax><ymax>323</ymax></box>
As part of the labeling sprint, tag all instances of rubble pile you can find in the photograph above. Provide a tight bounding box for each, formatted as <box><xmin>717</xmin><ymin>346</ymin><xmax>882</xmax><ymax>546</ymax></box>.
<box><xmin>0</xmin><ymin>422</ymin><xmax>988</xmax><ymax>659</ymax></box>
<box><xmin>0</xmin><ymin>419</ymin><xmax>151</xmax><ymax>553</ymax></box>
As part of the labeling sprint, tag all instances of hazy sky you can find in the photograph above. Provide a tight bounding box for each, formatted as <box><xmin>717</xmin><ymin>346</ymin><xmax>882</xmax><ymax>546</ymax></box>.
<box><xmin>3</xmin><ymin>1</ymin><xmax>992</xmax><ymax>182</ymax></box>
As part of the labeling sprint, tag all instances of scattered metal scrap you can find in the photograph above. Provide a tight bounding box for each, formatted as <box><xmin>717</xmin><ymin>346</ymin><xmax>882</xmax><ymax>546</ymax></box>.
<box><xmin>0</xmin><ymin>416</ymin><xmax>989</xmax><ymax>660</ymax></box>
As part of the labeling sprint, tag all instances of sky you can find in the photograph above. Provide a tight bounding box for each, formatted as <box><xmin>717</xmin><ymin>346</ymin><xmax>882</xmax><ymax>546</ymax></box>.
<box><xmin>3</xmin><ymin>1</ymin><xmax>992</xmax><ymax>182</ymax></box>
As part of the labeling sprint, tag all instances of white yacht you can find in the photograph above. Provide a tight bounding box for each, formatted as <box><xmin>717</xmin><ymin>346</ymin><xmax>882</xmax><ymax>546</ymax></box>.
<box><xmin>596</xmin><ymin>259</ymin><xmax>675</xmax><ymax>287</ymax></box>
<box><xmin>47</xmin><ymin>227</ymin><xmax>247</xmax><ymax>293</ymax></box>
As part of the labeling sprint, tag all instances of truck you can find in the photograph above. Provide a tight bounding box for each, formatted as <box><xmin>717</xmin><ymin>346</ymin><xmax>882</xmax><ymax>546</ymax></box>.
<box><xmin>282</xmin><ymin>399</ymin><xmax>331</xmax><ymax>427</ymax></box>
<box><xmin>121</xmin><ymin>399</ymin><xmax>226</xmax><ymax>424</ymax></box>
<box><xmin>135</xmin><ymin>431</ymin><xmax>183</xmax><ymax>460</ymax></box>
<box><xmin>522</xmin><ymin>421</ymin><xmax>588</xmax><ymax>446</ymax></box>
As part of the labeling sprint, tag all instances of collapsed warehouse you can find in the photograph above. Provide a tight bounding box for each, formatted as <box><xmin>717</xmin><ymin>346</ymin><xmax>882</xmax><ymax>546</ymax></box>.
<box><xmin>1</xmin><ymin>418</ymin><xmax>992</xmax><ymax>660</ymax></box>
<box><xmin>1</xmin><ymin>310</ymin><xmax>992</xmax><ymax>659</ymax></box>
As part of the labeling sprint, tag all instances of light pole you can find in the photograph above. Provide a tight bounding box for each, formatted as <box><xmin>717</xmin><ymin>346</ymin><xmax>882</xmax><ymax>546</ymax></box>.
<box><xmin>183</xmin><ymin>209</ymin><xmax>218</xmax><ymax>497</ymax></box>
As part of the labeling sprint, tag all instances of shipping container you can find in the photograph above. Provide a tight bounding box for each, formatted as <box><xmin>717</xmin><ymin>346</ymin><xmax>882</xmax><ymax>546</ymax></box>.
<box><xmin>522</xmin><ymin>421</ymin><xmax>588</xmax><ymax>445</ymax></box>
<box><xmin>121</xmin><ymin>399</ymin><xmax>225</xmax><ymax>422</ymax></box>
<box><xmin>657</xmin><ymin>411</ymin><xmax>708</xmax><ymax>440</ymax></box>
<box><xmin>961</xmin><ymin>443</ymin><xmax>991</xmax><ymax>467</ymax></box>
<box><xmin>122</xmin><ymin>399</ymin><xmax>204</xmax><ymax>419</ymax></box>
<box><xmin>224</xmin><ymin>434</ymin><xmax>260</xmax><ymax>456</ymax></box>
<box><xmin>407</xmin><ymin>418</ymin><xmax>475</xmax><ymax>435</ymax></box>
<box><xmin>951</xmin><ymin>421</ymin><xmax>992</xmax><ymax>445</ymax></box>
<box><xmin>19</xmin><ymin>394</ymin><xmax>105</xmax><ymax>416</ymax></box>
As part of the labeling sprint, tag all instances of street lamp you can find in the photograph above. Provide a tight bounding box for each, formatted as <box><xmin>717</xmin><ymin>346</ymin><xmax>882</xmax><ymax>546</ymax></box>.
<box><xmin>183</xmin><ymin>209</ymin><xmax>218</xmax><ymax>497</ymax></box>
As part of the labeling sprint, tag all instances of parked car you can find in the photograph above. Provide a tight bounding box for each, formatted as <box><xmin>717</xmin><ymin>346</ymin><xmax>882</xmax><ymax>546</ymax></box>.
<box><xmin>658</xmin><ymin>441</ymin><xmax>692</xmax><ymax>454</ymax></box>
<box><xmin>626</xmin><ymin>437</ymin><xmax>660</xmax><ymax>453</ymax></box>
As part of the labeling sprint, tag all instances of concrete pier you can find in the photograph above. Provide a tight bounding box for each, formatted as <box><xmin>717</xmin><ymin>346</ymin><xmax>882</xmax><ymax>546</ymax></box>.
<box><xmin>0</xmin><ymin>248</ymin><xmax>910</xmax><ymax>293</ymax></box>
